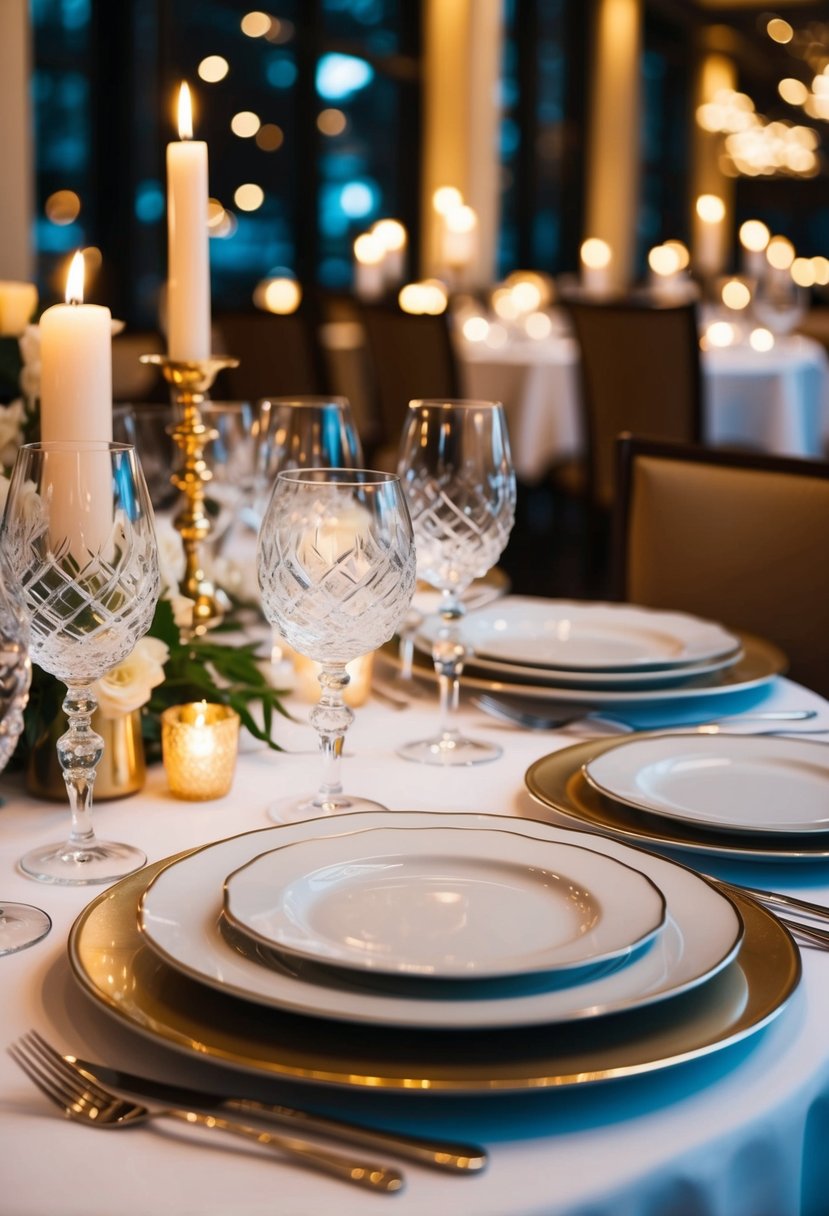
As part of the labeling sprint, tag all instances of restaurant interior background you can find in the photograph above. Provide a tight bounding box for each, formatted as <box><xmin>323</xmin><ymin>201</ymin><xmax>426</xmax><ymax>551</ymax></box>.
<box><xmin>1</xmin><ymin>0</ymin><xmax>827</xmax><ymax>598</ymax></box>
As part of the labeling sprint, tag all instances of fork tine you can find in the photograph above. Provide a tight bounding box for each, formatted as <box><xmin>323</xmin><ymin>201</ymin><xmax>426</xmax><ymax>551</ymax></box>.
<box><xmin>8</xmin><ymin>1041</ymin><xmax>77</xmax><ymax>1115</ymax></box>
<box><xmin>10</xmin><ymin>1036</ymin><xmax>99</xmax><ymax>1118</ymax></box>
<box><xmin>24</xmin><ymin>1031</ymin><xmax>112</xmax><ymax>1107</ymax></box>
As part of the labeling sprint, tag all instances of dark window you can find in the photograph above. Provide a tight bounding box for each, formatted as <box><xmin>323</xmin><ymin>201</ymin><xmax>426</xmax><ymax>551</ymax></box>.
<box><xmin>498</xmin><ymin>0</ymin><xmax>588</xmax><ymax>278</ymax></box>
<box><xmin>31</xmin><ymin>0</ymin><xmax>421</xmax><ymax>324</ymax></box>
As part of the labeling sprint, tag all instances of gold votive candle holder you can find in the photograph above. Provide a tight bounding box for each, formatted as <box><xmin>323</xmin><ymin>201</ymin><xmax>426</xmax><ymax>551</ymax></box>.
<box><xmin>161</xmin><ymin>701</ymin><xmax>240</xmax><ymax>800</ymax></box>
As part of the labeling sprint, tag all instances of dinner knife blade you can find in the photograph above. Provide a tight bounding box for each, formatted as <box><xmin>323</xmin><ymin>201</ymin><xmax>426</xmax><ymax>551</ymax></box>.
<box><xmin>68</xmin><ymin>1056</ymin><xmax>487</xmax><ymax>1173</ymax></box>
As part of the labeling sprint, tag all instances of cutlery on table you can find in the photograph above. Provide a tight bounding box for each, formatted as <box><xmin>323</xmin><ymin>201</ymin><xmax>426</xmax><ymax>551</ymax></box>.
<box><xmin>15</xmin><ymin>1030</ymin><xmax>487</xmax><ymax>1175</ymax></box>
<box><xmin>715</xmin><ymin>882</ymin><xmax>829</xmax><ymax>924</ymax></box>
<box><xmin>472</xmin><ymin>694</ymin><xmax>822</xmax><ymax>734</ymax></box>
<box><xmin>9</xmin><ymin>1032</ymin><xmax>405</xmax><ymax>1193</ymax></box>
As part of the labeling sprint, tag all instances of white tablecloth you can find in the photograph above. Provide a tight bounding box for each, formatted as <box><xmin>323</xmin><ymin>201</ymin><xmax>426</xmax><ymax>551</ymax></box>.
<box><xmin>460</xmin><ymin>333</ymin><xmax>829</xmax><ymax>482</ymax></box>
<box><xmin>3</xmin><ymin>669</ymin><xmax>829</xmax><ymax>1216</ymax></box>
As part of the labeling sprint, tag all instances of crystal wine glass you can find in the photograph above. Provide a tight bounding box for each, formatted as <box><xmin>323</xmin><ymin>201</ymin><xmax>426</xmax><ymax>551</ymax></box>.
<box><xmin>2</xmin><ymin>441</ymin><xmax>160</xmax><ymax>884</ymax></box>
<box><xmin>257</xmin><ymin>468</ymin><xmax>416</xmax><ymax>821</ymax></box>
<box><xmin>396</xmin><ymin>399</ymin><xmax>516</xmax><ymax>765</ymax></box>
<box><xmin>0</xmin><ymin>545</ymin><xmax>51</xmax><ymax>953</ymax></box>
<box><xmin>751</xmin><ymin>273</ymin><xmax>809</xmax><ymax>338</ymax></box>
<box><xmin>252</xmin><ymin>396</ymin><xmax>364</xmax><ymax>666</ymax></box>
<box><xmin>252</xmin><ymin>396</ymin><xmax>364</xmax><ymax>526</ymax></box>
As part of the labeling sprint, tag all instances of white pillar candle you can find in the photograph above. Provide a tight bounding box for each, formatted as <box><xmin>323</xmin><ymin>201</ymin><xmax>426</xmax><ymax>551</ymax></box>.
<box><xmin>39</xmin><ymin>251</ymin><xmax>112</xmax><ymax>443</ymax></box>
<box><xmin>167</xmin><ymin>82</ymin><xmax>211</xmax><ymax>362</ymax></box>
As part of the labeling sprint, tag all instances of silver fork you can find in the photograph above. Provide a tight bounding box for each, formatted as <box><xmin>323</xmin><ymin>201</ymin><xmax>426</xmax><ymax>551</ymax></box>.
<box><xmin>8</xmin><ymin>1032</ymin><xmax>404</xmax><ymax>1194</ymax></box>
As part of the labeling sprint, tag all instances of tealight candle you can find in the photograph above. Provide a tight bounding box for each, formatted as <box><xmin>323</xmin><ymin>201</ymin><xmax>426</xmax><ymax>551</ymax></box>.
<box><xmin>161</xmin><ymin>701</ymin><xmax>240</xmax><ymax>800</ymax></box>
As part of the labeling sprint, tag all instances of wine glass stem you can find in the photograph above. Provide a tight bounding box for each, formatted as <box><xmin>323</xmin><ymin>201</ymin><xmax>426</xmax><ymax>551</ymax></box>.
<box><xmin>309</xmin><ymin>665</ymin><xmax>354</xmax><ymax>808</ymax></box>
<box><xmin>57</xmin><ymin>683</ymin><xmax>104</xmax><ymax>847</ymax></box>
<box><xmin>433</xmin><ymin>592</ymin><xmax>466</xmax><ymax>740</ymax></box>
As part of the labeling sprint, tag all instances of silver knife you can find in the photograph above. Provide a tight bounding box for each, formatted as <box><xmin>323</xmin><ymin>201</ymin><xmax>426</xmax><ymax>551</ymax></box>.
<box><xmin>66</xmin><ymin>1053</ymin><xmax>487</xmax><ymax>1173</ymax></box>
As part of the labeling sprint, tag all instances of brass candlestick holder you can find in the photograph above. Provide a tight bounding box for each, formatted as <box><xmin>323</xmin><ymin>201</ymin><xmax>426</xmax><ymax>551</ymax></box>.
<box><xmin>140</xmin><ymin>353</ymin><xmax>239</xmax><ymax>635</ymax></box>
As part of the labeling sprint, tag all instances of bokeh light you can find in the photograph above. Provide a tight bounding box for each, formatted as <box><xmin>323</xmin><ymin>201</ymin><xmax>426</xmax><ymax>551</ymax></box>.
<box><xmin>198</xmin><ymin>56</ymin><xmax>229</xmax><ymax>83</ymax></box>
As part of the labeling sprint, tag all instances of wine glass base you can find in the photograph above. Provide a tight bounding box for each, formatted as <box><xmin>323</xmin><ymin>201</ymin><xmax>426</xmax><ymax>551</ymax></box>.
<box><xmin>397</xmin><ymin>734</ymin><xmax>502</xmax><ymax>766</ymax></box>
<box><xmin>20</xmin><ymin>840</ymin><xmax>147</xmax><ymax>886</ymax></box>
<box><xmin>267</xmin><ymin>793</ymin><xmax>390</xmax><ymax>824</ymax></box>
<box><xmin>0</xmin><ymin>903</ymin><xmax>52</xmax><ymax>955</ymax></box>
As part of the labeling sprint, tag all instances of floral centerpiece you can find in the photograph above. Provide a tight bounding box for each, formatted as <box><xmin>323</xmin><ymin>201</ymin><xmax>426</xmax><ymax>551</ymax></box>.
<box><xmin>0</xmin><ymin>322</ymin><xmax>287</xmax><ymax>772</ymax></box>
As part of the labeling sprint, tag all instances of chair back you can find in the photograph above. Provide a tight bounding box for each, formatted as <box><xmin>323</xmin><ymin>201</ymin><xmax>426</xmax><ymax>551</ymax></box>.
<box><xmin>566</xmin><ymin>300</ymin><xmax>702</xmax><ymax>510</ymax></box>
<box><xmin>615</xmin><ymin>435</ymin><xmax>829</xmax><ymax>696</ymax></box>
<box><xmin>212</xmin><ymin>309</ymin><xmax>328</xmax><ymax>401</ymax></box>
<box><xmin>359</xmin><ymin>303</ymin><xmax>460</xmax><ymax>465</ymax></box>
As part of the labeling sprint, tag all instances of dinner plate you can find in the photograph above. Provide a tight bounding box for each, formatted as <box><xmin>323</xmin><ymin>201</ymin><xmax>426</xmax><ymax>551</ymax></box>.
<box><xmin>389</xmin><ymin>631</ymin><xmax>785</xmax><ymax>707</ymax></box>
<box><xmin>583</xmin><ymin>735</ymin><xmax>829</xmax><ymax>836</ymax></box>
<box><xmin>430</xmin><ymin>598</ymin><xmax>740</xmax><ymax>671</ymax></box>
<box><xmin>222</xmin><ymin>827</ymin><xmax>666</xmax><ymax>980</ymax></box>
<box><xmin>526</xmin><ymin>736</ymin><xmax>829</xmax><ymax>860</ymax></box>
<box><xmin>137</xmin><ymin>811</ymin><xmax>741</xmax><ymax>1030</ymax></box>
<box><xmin>437</xmin><ymin>645</ymin><xmax>744</xmax><ymax>691</ymax></box>
<box><xmin>69</xmin><ymin>813</ymin><xmax>799</xmax><ymax>1094</ymax></box>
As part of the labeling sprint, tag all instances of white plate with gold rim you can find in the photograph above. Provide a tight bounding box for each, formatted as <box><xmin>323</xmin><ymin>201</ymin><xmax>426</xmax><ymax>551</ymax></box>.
<box><xmin>432</xmin><ymin>598</ymin><xmax>740</xmax><ymax>671</ymax></box>
<box><xmin>583</xmin><ymin>734</ymin><xmax>829</xmax><ymax>836</ymax></box>
<box><xmin>222</xmin><ymin>827</ymin><xmax>666</xmax><ymax>980</ymax></box>
<box><xmin>138</xmin><ymin>811</ymin><xmax>743</xmax><ymax>1030</ymax></box>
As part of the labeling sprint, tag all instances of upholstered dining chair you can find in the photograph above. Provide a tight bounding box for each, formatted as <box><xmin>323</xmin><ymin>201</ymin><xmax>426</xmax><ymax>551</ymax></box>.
<box><xmin>212</xmin><ymin>309</ymin><xmax>329</xmax><ymax>401</ymax></box>
<box><xmin>358</xmin><ymin>302</ymin><xmax>461</xmax><ymax>468</ymax></box>
<box><xmin>565</xmin><ymin>299</ymin><xmax>703</xmax><ymax>511</ymax></box>
<box><xmin>613</xmin><ymin>434</ymin><xmax>829</xmax><ymax>697</ymax></box>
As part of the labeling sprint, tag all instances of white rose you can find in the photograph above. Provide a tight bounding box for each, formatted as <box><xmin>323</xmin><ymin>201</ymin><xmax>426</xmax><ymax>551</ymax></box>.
<box><xmin>0</xmin><ymin>400</ymin><xmax>25</xmax><ymax>468</ymax></box>
<box><xmin>169</xmin><ymin>594</ymin><xmax>195</xmax><ymax>629</ymax></box>
<box><xmin>17</xmin><ymin>326</ymin><xmax>41</xmax><ymax>402</ymax></box>
<box><xmin>154</xmin><ymin>515</ymin><xmax>186</xmax><ymax>594</ymax></box>
<box><xmin>92</xmin><ymin>635</ymin><xmax>170</xmax><ymax>719</ymax></box>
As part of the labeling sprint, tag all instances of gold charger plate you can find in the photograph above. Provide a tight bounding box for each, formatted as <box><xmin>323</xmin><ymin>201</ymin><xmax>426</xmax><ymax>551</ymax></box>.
<box><xmin>525</xmin><ymin>736</ymin><xmax>829</xmax><ymax>861</ymax></box>
<box><xmin>390</xmin><ymin>631</ymin><xmax>786</xmax><ymax>705</ymax></box>
<box><xmin>68</xmin><ymin>844</ymin><xmax>800</xmax><ymax>1093</ymax></box>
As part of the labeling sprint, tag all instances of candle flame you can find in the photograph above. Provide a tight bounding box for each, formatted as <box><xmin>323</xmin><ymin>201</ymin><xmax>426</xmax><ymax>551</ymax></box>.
<box><xmin>178</xmin><ymin>82</ymin><xmax>193</xmax><ymax>140</ymax></box>
<box><xmin>65</xmin><ymin>251</ymin><xmax>85</xmax><ymax>304</ymax></box>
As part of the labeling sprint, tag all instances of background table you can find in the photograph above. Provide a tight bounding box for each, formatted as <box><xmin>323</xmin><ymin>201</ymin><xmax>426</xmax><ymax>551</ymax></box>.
<box><xmin>459</xmin><ymin>332</ymin><xmax>829</xmax><ymax>482</ymax></box>
<box><xmin>3</xmin><ymin>669</ymin><xmax>829</xmax><ymax>1215</ymax></box>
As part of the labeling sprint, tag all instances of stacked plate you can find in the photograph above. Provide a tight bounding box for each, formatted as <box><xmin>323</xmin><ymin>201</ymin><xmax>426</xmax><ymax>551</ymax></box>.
<box><xmin>526</xmin><ymin>733</ymin><xmax>829</xmax><ymax>862</ymax></box>
<box><xmin>409</xmin><ymin>597</ymin><xmax>786</xmax><ymax>707</ymax></box>
<box><xmin>70</xmin><ymin>809</ymin><xmax>800</xmax><ymax>1094</ymax></box>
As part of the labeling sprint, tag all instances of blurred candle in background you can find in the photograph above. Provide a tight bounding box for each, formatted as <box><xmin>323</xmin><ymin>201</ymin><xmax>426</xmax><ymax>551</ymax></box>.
<box><xmin>372</xmin><ymin>219</ymin><xmax>408</xmax><ymax>287</ymax></box>
<box><xmin>441</xmin><ymin>204</ymin><xmax>478</xmax><ymax>277</ymax></box>
<box><xmin>353</xmin><ymin>232</ymin><xmax>385</xmax><ymax>301</ymax></box>
<box><xmin>40</xmin><ymin>251</ymin><xmax>112</xmax><ymax>443</ymax></box>
<box><xmin>694</xmin><ymin>194</ymin><xmax>726</xmax><ymax>278</ymax></box>
<box><xmin>580</xmin><ymin>238</ymin><xmax>613</xmax><ymax>296</ymax></box>
<box><xmin>739</xmin><ymin>220</ymin><xmax>771</xmax><ymax>278</ymax></box>
<box><xmin>0</xmin><ymin>281</ymin><xmax>38</xmax><ymax>337</ymax></box>
<box><xmin>167</xmin><ymin>82</ymin><xmax>211</xmax><ymax>362</ymax></box>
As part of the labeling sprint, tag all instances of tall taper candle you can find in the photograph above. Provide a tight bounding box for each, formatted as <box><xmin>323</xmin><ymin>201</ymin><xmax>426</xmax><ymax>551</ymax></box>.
<box><xmin>40</xmin><ymin>251</ymin><xmax>113</xmax><ymax>443</ymax></box>
<box><xmin>167</xmin><ymin>82</ymin><xmax>211</xmax><ymax>362</ymax></box>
